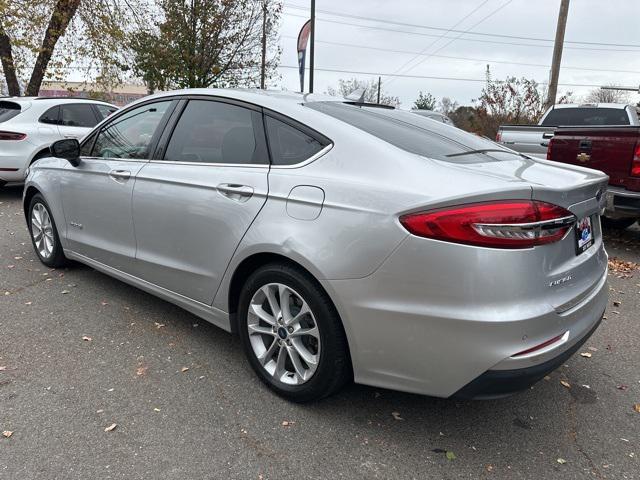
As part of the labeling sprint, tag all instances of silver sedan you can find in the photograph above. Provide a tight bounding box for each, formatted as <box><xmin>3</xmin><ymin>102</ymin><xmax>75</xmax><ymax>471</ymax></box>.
<box><xmin>23</xmin><ymin>89</ymin><xmax>609</xmax><ymax>401</ymax></box>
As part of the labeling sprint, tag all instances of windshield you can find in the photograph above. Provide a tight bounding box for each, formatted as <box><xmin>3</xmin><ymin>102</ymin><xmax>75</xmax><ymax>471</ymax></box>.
<box><xmin>0</xmin><ymin>101</ymin><xmax>21</xmax><ymax>123</ymax></box>
<box><xmin>305</xmin><ymin>102</ymin><xmax>517</xmax><ymax>163</ymax></box>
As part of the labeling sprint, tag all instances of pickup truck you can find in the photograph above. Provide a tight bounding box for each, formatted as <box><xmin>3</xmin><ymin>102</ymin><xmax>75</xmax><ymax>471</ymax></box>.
<box><xmin>547</xmin><ymin>126</ymin><xmax>640</xmax><ymax>228</ymax></box>
<box><xmin>497</xmin><ymin>104</ymin><xmax>640</xmax><ymax>159</ymax></box>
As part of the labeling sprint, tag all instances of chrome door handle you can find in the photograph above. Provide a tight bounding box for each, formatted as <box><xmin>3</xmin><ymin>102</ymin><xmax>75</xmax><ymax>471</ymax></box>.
<box><xmin>217</xmin><ymin>183</ymin><xmax>254</xmax><ymax>201</ymax></box>
<box><xmin>109</xmin><ymin>170</ymin><xmax>131</xmax><ymax>181</ymax></box>
<box><xmin>542</xmin><ymin>132</ymin><xmax>554</xmax><ymax>139</ymax></box>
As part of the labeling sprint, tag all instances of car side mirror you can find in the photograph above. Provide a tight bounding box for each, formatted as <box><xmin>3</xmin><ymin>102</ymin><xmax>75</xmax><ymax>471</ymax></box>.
<box><xmin>50</xmin><ymin>139</ymin><xmax>81</xmax><ymax>167</ymax></box>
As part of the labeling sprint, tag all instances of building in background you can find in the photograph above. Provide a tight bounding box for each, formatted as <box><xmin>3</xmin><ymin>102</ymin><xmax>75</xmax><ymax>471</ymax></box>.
<box><xmin>38</xmin><ymin>82</ymin><xmax>148</xmax><ymax>106</ymax></box>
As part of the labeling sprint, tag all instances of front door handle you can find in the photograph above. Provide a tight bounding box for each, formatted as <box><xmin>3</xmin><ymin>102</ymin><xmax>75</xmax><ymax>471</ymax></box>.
<box><xmin>217</xmin><ymin>183</ymin><xmax>254</xmax><ymax>202</ymax></box>
<box><xmin>109</xmin><ymin>169</ymin><xmax>131</xmax><ymax>181</ymax></box>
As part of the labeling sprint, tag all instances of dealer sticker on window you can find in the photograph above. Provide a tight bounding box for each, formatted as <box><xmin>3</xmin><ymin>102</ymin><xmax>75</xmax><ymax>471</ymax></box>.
<box><xmin>575</xmin><ymin>216</ymin><xmax>594</xmax><ymax>254</ymax></box>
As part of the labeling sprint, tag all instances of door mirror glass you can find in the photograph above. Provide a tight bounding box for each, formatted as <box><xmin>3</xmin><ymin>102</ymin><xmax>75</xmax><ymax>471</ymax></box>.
<box><xmin>51</xmin><ymin>139</ymin><xmax>81</xmax><ymax>166</ymax></box>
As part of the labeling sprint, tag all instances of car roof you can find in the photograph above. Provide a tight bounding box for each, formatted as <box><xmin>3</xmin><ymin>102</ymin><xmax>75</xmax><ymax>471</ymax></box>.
<box><xmin>0</xmin><ymin>96</ymin><xmax>116</xmax><ymax>107</ymax></box>
<box><xmin>550</xmin><ymin>103</ymin><xmax>630</xmax><ymax>110</ymax></box>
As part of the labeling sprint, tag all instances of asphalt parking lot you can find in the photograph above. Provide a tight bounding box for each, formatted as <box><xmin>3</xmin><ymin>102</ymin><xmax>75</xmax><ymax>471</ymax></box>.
<box><xmin>1</xmin><ymin>184</ymin><xmax>638</xmax><ymax>480</ymax></box>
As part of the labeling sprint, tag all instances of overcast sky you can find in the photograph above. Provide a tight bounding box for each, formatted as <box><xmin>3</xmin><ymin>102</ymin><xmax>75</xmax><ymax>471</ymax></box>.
<box><xmin>274</xmin><ymin>0</ymin><xmax>640</xmax><ymax>107</ymax></box>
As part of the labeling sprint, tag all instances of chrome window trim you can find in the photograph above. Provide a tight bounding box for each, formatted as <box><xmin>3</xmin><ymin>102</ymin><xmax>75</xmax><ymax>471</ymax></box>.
<box><xmin>270</xmin><ymin>143</ymin><xmax>333</xmax><ymax>169</ymax></box>
<box><xmin>148</xmin><ymin>160</ymin><xmax>269</xmax><ymax>169</ymax></box>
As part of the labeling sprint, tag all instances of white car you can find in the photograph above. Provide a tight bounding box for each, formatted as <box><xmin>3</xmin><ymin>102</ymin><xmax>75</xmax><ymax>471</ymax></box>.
<box><xmin>0</xmin><ymin>97</ymin><xmax>117</xmax><ymax>186</ymax></box>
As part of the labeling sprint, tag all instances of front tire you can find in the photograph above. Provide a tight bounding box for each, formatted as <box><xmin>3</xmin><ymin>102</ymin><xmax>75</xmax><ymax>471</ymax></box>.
<box><xmin>238</xmin><ymin>263</ymin><xmax>351</xmax><ymax>402</ymax></box>
<box><xmin>27</xmin><ymin>194</ymin><xmax>68</xmax><ymax>268</ymax></box>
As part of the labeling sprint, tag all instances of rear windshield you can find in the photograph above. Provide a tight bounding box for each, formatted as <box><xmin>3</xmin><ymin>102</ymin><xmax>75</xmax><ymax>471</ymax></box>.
<box><xmin>305</xmin><ymin>102</ymin><xmax>516</xmax><ymax>162</ymax></box>
<box><xmin>541</xmin><ymin>107</ymin><xmax>629</xmax><ymax>126</ymax></box>
<box><xmin>0</xmin><ymin>101</ymin><xmax>21</xmax><ymax>123</ymax></box>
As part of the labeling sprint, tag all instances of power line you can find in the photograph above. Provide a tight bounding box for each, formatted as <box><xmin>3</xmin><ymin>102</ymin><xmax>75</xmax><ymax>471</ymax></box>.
<box><xmin>280</xmin><ymin>35</ymin><xmax>640</xmax><ymax>75</ymax></box>
<box><xmin>388</xmin><ymin>0</ymin><xmax>490</xmax><ymax>80</ymax></box>
<box><xmin>278</xmin><ymin>64</ymin><xmax>610</xmax><ymax>88</ymax></box>
<box><xmin>284</xmin><ymin>12</ymin><xmax>640</xmax><ymax>53</ymax></box>
<box><xmin>390</xmin><ymin>0</ymin><xmax>515</xmax><ymax>81</ymax></box>
<box><xmin>284</xmin><ymin>2</ymin><xmax>640</xmax><ymax>48</ymax></box>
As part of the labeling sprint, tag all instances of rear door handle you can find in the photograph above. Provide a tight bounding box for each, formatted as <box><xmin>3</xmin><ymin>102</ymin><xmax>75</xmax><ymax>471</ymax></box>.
<box><xmin>109</xmin><ymin>169</ymin><xmax>131</xmax><ymax>181</ymax></box>
<box><xmin>542</xmin><ymin>132</ymin><xmax>554</xmax><ymax>139</ymax></box>
<box><xmin>217</xmin><ymin>183</ymin><xmax>254</xmax><ymax>202</ymax></box>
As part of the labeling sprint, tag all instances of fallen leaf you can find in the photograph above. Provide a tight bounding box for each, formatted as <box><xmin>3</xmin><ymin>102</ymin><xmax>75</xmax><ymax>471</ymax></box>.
<box><xmin>2</xmin><ymin>431</ymin><xmax>13</xmax><ymax>438</ymax></box>
<box><xmin>560</xmin><ymin>380</ymin><xmax>571</xmax><ymax>389</ymax></box>
<box><xmin>613</xmin><ymin>301</ymin><xmax>621</xmax><ymax>307</ymax></box>
<box><xmin>0</xmin><ymin>366</ymin><xmax>6</xmax><ymax>371</ymax></box>
<box><xmin>136</xmin><ymin>366</ymin><xmax>147</xmax><ymax>376</ymax></box>
<box><xmin>633</xmin><ymin>404</ymin><xmax>640</xmax><ymax>413</ymax></box>
<box><xmin>486</xmin><ymin>464</ymin><xmax>494</xmax><ymax>472</ymax></box>
<box><xmin>543</xmin><ymin>375</ymin><xmax>551</xmax><ymax>381</ymax></box>
<box><xmin>82</xmin><ymin>336</ymin><xmax>92</xmax><ymax>342</ymax></box>
<box><xmin>104</xmin><ymin>423</ymin><xmax>117</xmax><ymax>432</ymax></box>
<box><xmin>617</xmin><ymin>385</ymin><xmax>628</xmax><ymax>391</ymax></box>
<box><xmin>588</xmin><ymin>346</ymin><xmax>598</xmax><ymax>352</ymax></box>
<box><xmin>446</xmin><ymin>451</ymin><xmax>456</xmax><ymax>461</ymax></box>
<box><xmin>391</xmin><ymin>411</ymin><xmax>404</xmax><ymax>421</ymax></box>
<box><xmin>281</xmin><ymin>420</ymin><xmax>295</xmax><ymax>427</ymax></box>
<box><xmin>580</xmin><ymin>352</ymin><xmax>592</xmax><ymax>358</ymax></box>
<box><xmin>61</xmin><ymin>290</ymin><xmax>70</xmax><ymax>295</ymax></box>
<box><xmin>181</xmin><ymin>367</ymin><xmax>189</xmax><ymax>373</ymax></box>
<box><xmin>154</xmin><ymin>322</ymin><xmax>165</xmax><ymax>329</ymax></box>
<box><xmin>96</xmin><ymin>409</ymin><xmax>104</xmax><ymax>414</ymax></box>
<box><xmin>153</xmin><ymin>408</ymin><xmax>161</xmax><ymax>412</ymax></box>
<box><xmin>100</xmin><ymin>301</ymin><xmax>109</xmax><ymax>306</ymax></box>
<box><xmin>557</xmin><ymin>458</ymin><xmax>567</xmax><ymax>464</ymax></box>
<box><xmin>24</xmin><ymin>301</ymin><xmax>32</xmax><ymax>306</ymax></box>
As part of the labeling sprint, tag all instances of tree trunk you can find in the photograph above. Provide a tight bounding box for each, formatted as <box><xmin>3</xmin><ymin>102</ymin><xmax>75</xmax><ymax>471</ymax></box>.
<box><xmin>0</xmin><ymin>22</ymin><xmax>20</xmax><ymax>96</ymax></box>
<box><xmin>25</xmin><ymin>0</ymin><xmax>82</xmax><ymax>96</ymax></box>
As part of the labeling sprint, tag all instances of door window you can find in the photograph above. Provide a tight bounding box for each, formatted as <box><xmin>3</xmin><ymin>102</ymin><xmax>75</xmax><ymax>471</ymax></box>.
<box><xmin>164</xmin><ymin>100</ymin><xmax>267</xmax><ymax>165</ymax></box>
<box><xmin>265</xmin><ymin>116</ymin><xmax>328</xmax><ymax>165</ymax></box>
<box><xmin>60</xmin><ymin>104</ymin><xmax>100</xmax><ymax>127</ymax></box>
<box><xmin>92</xmin><ymin>101</ymin><xmax>171</xmax><ymax>159</ymax></box>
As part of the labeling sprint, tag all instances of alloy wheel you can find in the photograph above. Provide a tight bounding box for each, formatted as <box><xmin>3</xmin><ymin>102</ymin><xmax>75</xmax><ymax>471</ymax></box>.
<box><xmin>31</xmin><ymin>203</ymin><xmax>55</xmax><ymax>259</ymax></box>
<box><xmin>247</xmin><ymin>283</ymin><xmax>321</xmax><ymax>385</ymax></box>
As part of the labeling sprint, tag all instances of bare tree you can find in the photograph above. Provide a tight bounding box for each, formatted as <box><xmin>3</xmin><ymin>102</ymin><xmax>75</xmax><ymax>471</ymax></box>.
<box><xmin>438</xmin><ymin>97</ymin><xmax>459</xmax><ymax>116</ymax></box>
<box><xmin>584</xmin><ymin>85</ymin><xmax>631</xmax><ymax>104</ymax></box>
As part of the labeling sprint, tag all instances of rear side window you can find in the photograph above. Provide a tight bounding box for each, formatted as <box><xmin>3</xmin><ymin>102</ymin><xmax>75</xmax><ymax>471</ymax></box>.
<box><xmin>95</xmin><ymin>104</ymin><xmax>118</xmax><ymax>120</ymax></box>
<box><xmin>60</xmin><ymin>104</ymin><xmax>99</xmax><ymax>127</ymax></box>
<box><xmin>39</xmin><ymin>106</ymin><xmax>60</xmax><ymax>125</ymax></box>
<box><xmin>164</xmin><ymin>100</ymin><xmax>267</xmax><ymax>165</ymax></box>
<box><xmin>265</xmin><ymin>116</ymin><xmax>328</xmax><ymax>165</ymax></box>
<box><xmin>542</xmin><ymin>107</ymin><xmax>630</xmax><ymax>126</ymax></box>
<box><xmin>0</xmin><ymin>101</ymin><xmax>21</xmax><ymax>123</ymax></box>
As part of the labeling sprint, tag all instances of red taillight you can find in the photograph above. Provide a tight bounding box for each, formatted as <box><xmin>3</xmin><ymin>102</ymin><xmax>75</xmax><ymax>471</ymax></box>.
<box><xmin>0</xmin><ymin>131</ymin><xmax>26</xmax><ymax>141</ymax></box>
<box><xmin>495</xmin><ymin>131</ymin><xmax>502</xmax><ymax>143</ymax></box>
<box><xmin>399</xmin><ymin>200</ymin><xmax>576</xmax><ymax>249</ymax></box>
<box><xmin>631</xmin><ymin>142</ymin><xmax>640</xmax><ymax>177</ymax></box>
<box><xmin>546</xmin><ymin>137</ymin><xmax>554</xmax><ymax>160</ymax></box>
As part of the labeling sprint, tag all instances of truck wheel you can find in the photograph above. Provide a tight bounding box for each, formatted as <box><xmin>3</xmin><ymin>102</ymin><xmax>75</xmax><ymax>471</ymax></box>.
<box><xmin>601</xmin><ymin>217</ymin><xmax>637</xmax><ymax>230</ymax></box>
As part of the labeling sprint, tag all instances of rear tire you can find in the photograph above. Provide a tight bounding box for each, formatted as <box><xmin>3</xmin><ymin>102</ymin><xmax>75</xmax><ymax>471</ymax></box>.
<box><xmin>238</xmin><ymin>263</ymin><xmax>351</xmax><ymax>402</ymax></box>
<box><xmin>601</xmin><ymin>217</ymin><xmax>637</xmax><ymax>230</ymax></box>
<box><xmin>27</xmin><ymin>194</ymin><xmax>68</xmax><ymax>268</ymax></box>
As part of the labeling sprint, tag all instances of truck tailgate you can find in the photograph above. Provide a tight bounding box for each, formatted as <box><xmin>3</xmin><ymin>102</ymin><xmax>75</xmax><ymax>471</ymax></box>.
<box><xmin>548</xmin><ymin>126</ymin><xmax>640</xmax><ymax>192</ymax></box>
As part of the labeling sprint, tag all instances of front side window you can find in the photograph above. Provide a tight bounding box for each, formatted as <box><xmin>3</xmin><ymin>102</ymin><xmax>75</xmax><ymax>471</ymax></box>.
<box><xmin>265</xmin><ymin>116</ymin><xmax>328</xmax><ymax>165</ymax></box>
<box><xmin>164</xmin><ymin>100</ymin><xmax>266</xmax><ymax>164</ymax></box>
<box><xmin>60</xmin><ymin>104</ymin><xmax>99</xmax><ymax>127</ymax></box>
<box><xmin>92</xmin><ymin>101</ymin><xmax>171</xmax><ymax>159</ymax></box>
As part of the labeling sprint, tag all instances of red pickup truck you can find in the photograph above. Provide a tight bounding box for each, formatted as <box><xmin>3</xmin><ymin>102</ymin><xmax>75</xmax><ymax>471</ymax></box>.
<box><xmin>547</xmin><ymin>126</ymin><xmax>640</xmax><ymax>229</ymax></box>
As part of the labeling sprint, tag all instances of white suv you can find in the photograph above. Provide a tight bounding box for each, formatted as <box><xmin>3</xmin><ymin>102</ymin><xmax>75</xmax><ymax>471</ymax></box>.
<box><xmin>0</xmin><ymin>97</ymin><xmax>117</xmax><ymax>186</ymax></box>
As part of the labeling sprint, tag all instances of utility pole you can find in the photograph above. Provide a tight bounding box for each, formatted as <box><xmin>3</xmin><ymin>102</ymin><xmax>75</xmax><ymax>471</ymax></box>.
<box><xmin>260</xmin><ymin>0</ymin><xmax>267</xmax><ymax>89</ymax></box>
<box><xmin>377</xmin><ymin>76</ymin><xmax>381</xmax><ymax>104</ymax></box>
<box><xmin>546</xmin><ymin>0</ymin><xmax>570</xmax><ymax>108</ymax></box>
<box><xmin>309</xmin><ymin>0</ymin><xmax>316</xmax><ymax>93</ymax></box>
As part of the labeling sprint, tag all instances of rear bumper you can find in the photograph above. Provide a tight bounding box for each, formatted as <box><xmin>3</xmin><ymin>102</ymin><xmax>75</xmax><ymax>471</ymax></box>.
<box><xmin>605</xmin><ymin>186</ymin><xmax>640</xmax><ymax>218</ymax></box>
<box><xmin>452</xmin><ymin>313</ymin><xmax>603</xmax><ymax>399</ymax></box>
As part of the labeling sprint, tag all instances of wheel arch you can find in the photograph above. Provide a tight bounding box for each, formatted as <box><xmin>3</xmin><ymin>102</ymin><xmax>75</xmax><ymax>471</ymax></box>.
<box><xmin>23</xmin><ymin>185</ymin><xmax>42</xmax><ymax>219</ymax></box>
